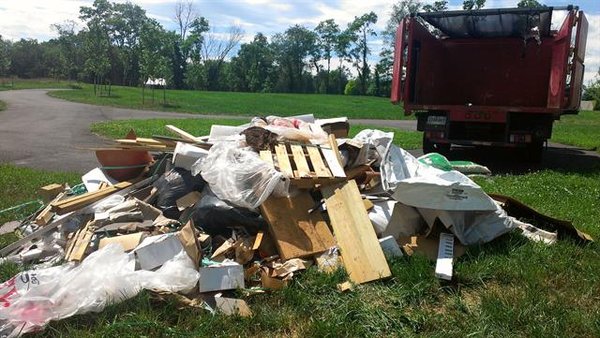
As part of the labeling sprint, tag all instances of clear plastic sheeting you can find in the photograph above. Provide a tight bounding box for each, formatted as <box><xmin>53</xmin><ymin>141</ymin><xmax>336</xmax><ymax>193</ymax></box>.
<box><xmin>194</xmin><ymin>141</ymin><xmax>290</xmax><ymax>210</ymax></box>
<box><xmin>0</xmin><ymin>244</ymin><xmax>199</xmax><ymax>338</ymax></box>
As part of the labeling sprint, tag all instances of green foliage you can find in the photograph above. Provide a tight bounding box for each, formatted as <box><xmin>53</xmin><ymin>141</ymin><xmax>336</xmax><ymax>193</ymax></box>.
<box><xmin>0</xmin><ymin>35</ymin><xmax>11</xmax><ymax>77</ymax></box>
<box><xmin>463</xmin><ymin>0</ymin><xmax>486</xmax><ymax>10</ymax></box>
<box><xmin>51</xmin><ymin>85</ymin><xmax>406</xmax><ymax>119</ymax></box>
<box><xmin>582</xmin><ymin>71</ymin><xmax>600</xmax><ymax>110</ymax></box>
<box><xmin>423</xmin><ymin>1</ymin><xmax>448</xmax><ymax>12</ymax></box>
<box><xmin>346</xmin><ymin>12</ymin><xmax>378</xmax><ymax>95</ymax></box>
<box><xmin>517</xmin><ymin>0</ymin><xmax>547</xmax><ymax>8</ymax></box>
<box><xmin>271</xmin><ymin>25</ymin><xmax>318</xmax><ymax>93</ymax></box>
<box><xmin>344</xmin><ymin>79</ymin><xmax>360</xmax><ymax>95</ymax></box>
<box><xmin>552</xmin><ymin>110</ymin><xmax>600</xmax><ymax>152</ymax></box>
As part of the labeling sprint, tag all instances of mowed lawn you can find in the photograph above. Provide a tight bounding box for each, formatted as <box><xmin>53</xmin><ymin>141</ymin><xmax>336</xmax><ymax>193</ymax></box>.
<box><xmin>49</xmin><ymin>84</ymin><xmax>405</xmax><ymax>120</ymax></box>
<box><xmin>552</xmin><ymin>110</ymin><xmax>600</xmax><ymax>152</ymax></box>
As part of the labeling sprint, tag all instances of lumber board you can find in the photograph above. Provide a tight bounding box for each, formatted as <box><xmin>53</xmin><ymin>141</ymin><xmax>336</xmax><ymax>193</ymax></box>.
<box><xmin>259</xmin><ymin>150</ymin><xmax>274</xmax><ymax>169</ymax></box>
<box><xmin>274</xmin><ymin>144</ymin><xmax>293</xmax><ymax>177</ymax></box>
<box><xmin>321</xmin><ymin>180</ymin><xmax>391</xmax><ymax>284</ymax></box>
<box><xmin>35</xmin><ymin>192</ymin><xmax>66</xmax><ymax>226</ymax></box>
<box><xmin>165</xmin><ymin>125</ymin><xmax>200</xmax><ymax>142</ymax></box>
<box><xmin>290</xmin><ymin>145</ymin><xmax>310</xmax><ymax>177</ymax></box>
<box><xmin>260</xmin><ymin>192</ymin><xmax>335</xmax><ymax>260</ymax></box>
<box><xmin>67</xmin><ymin>220</ymin><xmax>95</xmax><ymax>262</ymax></box>
<box><xmin>306</xmin><ymin>146</ymin><xmax>331</xmax><ymax>177</ymax></box>
<box><xmin>321</xmin><ymin>148</ymin><xmax>346</xmax><ymax>178</ymax></box>
<box><xmin>51</xmin><ymin>181</ymin><xmax>134</xmax><ymax>215</ymax></box>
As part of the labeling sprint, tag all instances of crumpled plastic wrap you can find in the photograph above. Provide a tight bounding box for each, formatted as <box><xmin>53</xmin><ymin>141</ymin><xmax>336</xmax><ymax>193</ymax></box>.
<box><xmin>0</xmin><ymin>244</ymin><xmax>199</xmax><ymax>337</ymax></box>
<box><xmin>193</xmin><ymin>141</ymin><xmax>289</xmax><ymax>210</ymax></box>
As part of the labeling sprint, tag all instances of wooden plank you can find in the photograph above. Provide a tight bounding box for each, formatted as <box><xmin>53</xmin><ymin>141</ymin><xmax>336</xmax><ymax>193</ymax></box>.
<box><xmin>290</xmin><ymin>145</ymin><xmax>310</xmax><ymax>177</ymax></box>
<box><xmin>321</xmin><ymin>180</ymin><xmax>391</xmax><ymax>284</ymax></box>
<box><xmin>259</xmin><ymin>150</ymin><xmax>274</xmax><ymax>169</ymax></box>
<box><xmin>34</xmin><ymin>192</ymin><xmax>66</xmax><ymax>226</ymax></box>
<box><xmin>260</xmin><ymin>192</ymin><xmax>336</xmax><ymax>260</ymax></box>
<box><xmin>321</xmin><ymin>148</ymin><xmax>346</xmax><ymax>178</ymax></box>
<box><xmin>165</xmin><ymin>124</ymin><xmax>200</xmax><ymax>142</ymax></box>
<box><xmin>274</xmin><ymin>144</ymin><xmax>293</xmax><ymax>177</ymax></box>
<box><xmin>306</xmin><ymin>146</ymin><xmax>331</xmax><ymax>177</ymax></box>
<box><xmin>51</xmin><ymin>181</ymin><xmax>134</xmax><ymax>215</ymax></box>
<box><xmin>67</xmin><ymin>220</ymin><xmax>95</xmax><ymax>262</ymax></box>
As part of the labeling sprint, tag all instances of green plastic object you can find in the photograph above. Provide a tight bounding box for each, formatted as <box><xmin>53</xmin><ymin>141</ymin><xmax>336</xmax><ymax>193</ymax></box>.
<box><xmin>418</xmin><ymin>153</ymin><xmax>454</xmax><ymax>171</ymax></box>
<box><xmin>418</xmin><ymin>153</ymin><xmax>491</xmax><ymax>175</ymax></box>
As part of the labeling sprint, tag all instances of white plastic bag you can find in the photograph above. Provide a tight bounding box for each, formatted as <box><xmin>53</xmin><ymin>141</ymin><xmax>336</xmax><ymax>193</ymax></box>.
<box><xmin>0</xmin><ymin>244</ymin><xmax>199</xmax><ymax>337</ymax></box>
<box><xmin>194</xmin><ymin>141</ymin><xmax>289</xmax><ymax>209</ymax></box>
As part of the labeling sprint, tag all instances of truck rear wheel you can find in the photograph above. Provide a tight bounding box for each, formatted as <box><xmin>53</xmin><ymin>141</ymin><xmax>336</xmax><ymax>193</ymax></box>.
<box><xmin>423</xmin><ymin>134</ymin><xmax>450</xmax><ymax>155</ymax></box>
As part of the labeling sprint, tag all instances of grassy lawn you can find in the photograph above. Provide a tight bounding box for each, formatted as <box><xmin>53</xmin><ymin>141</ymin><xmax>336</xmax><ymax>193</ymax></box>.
<box><xmin>552</xmin><ymin>110</ymin><xmax>600</xmax><ymax>152</ymax></box>
<box><xmin>50</xmin><ymin>84</ymin><xmax>406</xmax><ymax>119</ymax></box>
<box><xmin>2</xmin><ymin>119</ymin><xmax>599</xmax><ymax>336</ymax></box>
<box><xmin>0</xmin><ymin>100</ymin><xmax>5</xmax><ymax>111</ymax></box>
<box><xmin>0</xmin><ymin>78</ymin><xmax>81</xmax><ymax>91</ymax></box>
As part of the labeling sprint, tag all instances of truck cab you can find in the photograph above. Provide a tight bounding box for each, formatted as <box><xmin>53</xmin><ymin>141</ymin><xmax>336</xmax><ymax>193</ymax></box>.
<box><xmin>391</xmin><ymin>6</ymin><xmax>588</xmax><ymax>160</ymax></box>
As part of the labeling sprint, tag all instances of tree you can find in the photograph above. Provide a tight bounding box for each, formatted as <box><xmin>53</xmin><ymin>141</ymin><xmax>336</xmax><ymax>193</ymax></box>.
<box><xmin>423</xmin><ymin>1</ymin><xmax>448</xmax><ymax>12</ymax></box>
<box><xmin>315</xmin><ymin>19</ymin><xmax>340</xmax><ymax>93</ymax></box>
<box><xmin>347</xmin><ymin>12</ymin><xmax>378</xmax><ymax>95</ymax></box>
<box><xmin>10</xmin><ymin>39</ymin><xmax>45</xmax><ymax>78</ymax></box>
<box><xmin>81</xmin><ymin>22</ymin><xmax>111</xmax><ymax>95</ymax></box>
<box><xmin>202</xmin><ymin>25</ymin><xmax>244</xmax><ymax>90</ymax></box>
<box><xmin>173</xmin><ymin>0</ymin><xmax>196</xmax><ymax>40</ymax></box>
<box><xmin>334</xmin><ymin>30</ymin><xmax>352</xmax><ymax>94</ymax></box>
<box><xmin>582</xmin><ymin>68</ymin><xmax>600</xmax><ymax>110</ymax></box>
<box><xmin>230</xmin><ymin>33</ymin><xmax>274</xmax><ymax>92</ymax></box>
<box><xmin>517</xmin><ymin>0</ymin><xmax>546</xmax><ymax>8</ymax></box>
<box><xmin>139</xmin><ymin>20</ymin><xmax>173</xmax><ymax>104</ymax></box>
<box><xmin>51</xmin><ymin>21</ymin><xmax>83</xmax><ymax>81</ymax></box>
<box><xmin>271</xmin><ymin>25</ymin><xmax>317</xmax><ymax>93</ymax></box>
<box><xmin>0</xmin><ymin>36</ymin><xmax>11</xmax><ymax>79</ymax></box>
<box><xmin>463</xmin><ymin>0</ymin><xmax>486</xmax><ymax>10</ymax></box>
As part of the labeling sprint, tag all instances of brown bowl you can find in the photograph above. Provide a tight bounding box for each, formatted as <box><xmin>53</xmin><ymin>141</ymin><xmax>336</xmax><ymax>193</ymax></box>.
<box><xmin>95</xmin><ymin>149</ymin><xmax>153</xmax><ymax>181</ymax></box>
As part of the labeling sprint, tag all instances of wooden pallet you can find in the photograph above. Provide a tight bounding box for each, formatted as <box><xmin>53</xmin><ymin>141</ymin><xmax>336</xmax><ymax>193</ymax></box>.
<box><xmin>259</xmin><ymin>138</ymin><xmax>346</xmax><ymax>188</ymax></box>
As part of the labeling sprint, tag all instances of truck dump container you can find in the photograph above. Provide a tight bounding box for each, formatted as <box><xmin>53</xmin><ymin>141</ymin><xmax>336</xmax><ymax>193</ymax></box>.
<box><xmin>391</xmin><ymin>6</ymin><xmax>588</xmax><ymax>160</ymax></box>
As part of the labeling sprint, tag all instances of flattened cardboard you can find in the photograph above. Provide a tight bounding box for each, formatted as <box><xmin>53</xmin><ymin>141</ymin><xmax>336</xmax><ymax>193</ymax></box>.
<box><xmin>99</xmin><ymin>232</ymin><xmax>146</xmax><ymax>252</ymax></box>
<box><xmin>134</xmin><ymin>233</ymin><xmax>184</xmax><ymax>270</ymax></box>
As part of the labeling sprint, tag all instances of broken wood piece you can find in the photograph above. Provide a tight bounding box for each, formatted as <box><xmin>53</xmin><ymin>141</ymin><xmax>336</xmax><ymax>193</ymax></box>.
<box><xmin>260</xmin><ymin>192</ymin><xmax>335</xmax><ymax>260</ymax></box>
<box><xmin>35</xmin><ymin>192</ymin><xmax>66</xmax><ymax>226</ymax></box>
<box><xmin>165</xmin><ymin>125</ymin><xmax>201</xmax><ymax>143</ymax></box>
<box><xmin>252</xmin><ymin>231</ymin><xmax>264</xmax><ymax>250</ymax></box>
<box><xmin>66</xmin><ymin>220</ymin><xmax>96</xmax><ymax>262</ymax></box>
<box><xmin>51</xmin><ymin>180</ymin><xmax>135</xmax><ymax>215</ymax></box>
<box><xmin>38</xmin><ymin>183</ymin><xmax>64</xmax><ymax>202</ymax></box>
<box><xmin>321</xmin><ymin>180</ymin><xmax>391</xmax><ymax>284</ymax></box>
<box><xmin>215</xmin><ymin>297</ymin><xmax>252</xmax><ymax>317</ymax></box>
<box><xmin>337</xmin><ymin>281</ymin><xmax>354</xmax><ymax>292</ymax></box>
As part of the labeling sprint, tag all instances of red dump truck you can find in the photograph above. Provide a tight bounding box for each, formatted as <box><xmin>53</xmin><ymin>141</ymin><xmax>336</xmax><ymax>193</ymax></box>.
<box><xmin>391</xmin><ymin>6</ymin><xmax>588</xmax><ymax>160</ymax></box>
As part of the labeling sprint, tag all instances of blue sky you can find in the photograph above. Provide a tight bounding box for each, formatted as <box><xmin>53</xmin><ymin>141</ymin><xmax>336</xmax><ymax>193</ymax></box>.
<box><xmin>0</xmin><ymin>0</ymin><xmax>598</xmax><ymax>83</ymax></box>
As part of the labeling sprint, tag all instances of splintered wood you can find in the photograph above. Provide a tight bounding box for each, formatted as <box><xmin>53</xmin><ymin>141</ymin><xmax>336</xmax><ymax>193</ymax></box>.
<box><xmin>260</xmin><ymin>141</ymin><xmax>345</xmax><ymax>188</ymax></box>
<box><xmin>260</xmin><ymin>192</ymin><xmax>336</xmax><ymax>260</ymax></box>
<box><xmin>321</xmin><ymin>180</ymin><xmax>391</xmax><ymax>284</ymax></box>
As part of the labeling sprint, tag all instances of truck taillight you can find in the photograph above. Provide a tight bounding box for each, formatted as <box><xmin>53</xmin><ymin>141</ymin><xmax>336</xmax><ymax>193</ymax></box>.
<box><xmin>426</xmin><ymin>131</ymin><xmax>445</xmax><ymax>140</ymax></box>
<box><xmin>509</xmin><ymin>134</ymin><xmax>532</xmax><ymax>143</ymax></box>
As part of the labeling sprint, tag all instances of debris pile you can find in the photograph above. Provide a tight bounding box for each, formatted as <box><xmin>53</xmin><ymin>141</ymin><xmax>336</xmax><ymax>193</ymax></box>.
<box><xmin>0</xmin><ymin>115</ymin><xmax>592</xmax><ymax>337</ymax></box>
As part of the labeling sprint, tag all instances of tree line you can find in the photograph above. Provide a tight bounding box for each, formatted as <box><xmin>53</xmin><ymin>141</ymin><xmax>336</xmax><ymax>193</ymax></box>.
<box><xmin>1</xmin><ymin>0</ymin><xmax>556</xmax><ymax>98</ymax></box>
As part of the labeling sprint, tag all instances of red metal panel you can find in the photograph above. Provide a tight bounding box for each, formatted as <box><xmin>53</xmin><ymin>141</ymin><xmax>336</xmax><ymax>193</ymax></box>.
<box><xmin>567</xmin><ymin>11</ymin><xmax>588</xmax><ymax>110</ymax></box>
<box><xmin>390</xmin><ymin>20</ymin><xmax>406</xmax><ymax>104</ymax></box>
<box><xmin>547</xmin><ymin>11</ymin><xmax>575</xmax><ymax>109</ymax></box>
<box><xmin>448</xmin><ymin>110</ymin><xmax>506</xmax><ymax>123</ymax></box>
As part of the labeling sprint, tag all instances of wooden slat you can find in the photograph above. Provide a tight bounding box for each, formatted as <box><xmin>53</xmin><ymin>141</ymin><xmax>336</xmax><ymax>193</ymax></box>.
<box><xmin>290</xmin><ymin>145</ymin><xmax>310</xmax><ymax>177</ymax></box>
<box><xmin>321</xmin><ymin>180</ymin><xmax>391</xmax><ymax>284</ymax></box>
<box><xmin>67</xmin><ymin>220</ymin><xmax>95</xmax><ymax>262</ymax></box>
<box><xmin>260</xmin><ymin>192</ymin><xmax>336</xmax><ymax>260</ymax></box>
<box><xmin>274</xmin><ymin>144</ymin><xmax>293</xmax><ymax>177</ymax></box>
<box><xmin>306</xmin><ymin>146</ymin><xmax>332</xmax><ymax>177</ymax></box>
<box><xmin>321</xmin><ymin>148</ymin><xmax>346</xmax><ymax>178</ymax></box>
<box><xmin>259</xmin><ymin>150</ymin><xmax>274</xmax><ymax>169</ymax></box>
<box><xmin>51</xmin><ymin>181</ymin><xmax>134</xmax><ymax>215</ymax></box>
<box><xmin>165</xmin><ymin>124</ymin><xmax>200</xmax><ymax>142</ymax></box>
<box><xmin>34</xmin><ymin>192</ymin><xmax>66</xmax><ymax>226</ymax></box>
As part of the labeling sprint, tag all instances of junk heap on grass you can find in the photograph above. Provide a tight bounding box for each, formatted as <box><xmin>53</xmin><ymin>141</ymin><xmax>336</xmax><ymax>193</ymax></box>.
<box><xmin>0</xmin><ymin>115</ymin><xmax>592</xmax><ymax>337</ymax></box>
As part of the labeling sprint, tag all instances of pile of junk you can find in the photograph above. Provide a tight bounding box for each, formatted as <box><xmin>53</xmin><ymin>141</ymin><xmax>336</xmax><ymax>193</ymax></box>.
<box><xmin>0</xmin><ymin>115</ymin><xmax>592</xmax><ymax>337</ymax></box>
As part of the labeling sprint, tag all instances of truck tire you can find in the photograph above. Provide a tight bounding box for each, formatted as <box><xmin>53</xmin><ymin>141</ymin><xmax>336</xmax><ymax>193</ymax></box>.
<box><xmin>423</xmin><ymin>134</ymin><xmax>450</xmax><ymax>155</ymax></box>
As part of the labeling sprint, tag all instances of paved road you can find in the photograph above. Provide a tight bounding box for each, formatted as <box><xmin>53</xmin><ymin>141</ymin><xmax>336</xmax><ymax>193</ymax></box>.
<box><xmin>0</xmin><ymin>89</ymin><xmax>417</xmax><ymax>173</ymax></box>
<box><xmin>0</xmin><ymin>89</ymin><xmax>598</xmax><ymax>175</ymax></box>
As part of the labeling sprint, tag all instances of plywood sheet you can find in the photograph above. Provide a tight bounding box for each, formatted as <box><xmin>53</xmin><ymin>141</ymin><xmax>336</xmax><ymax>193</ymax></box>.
<box><xmin>321</xmin><ymin>180</ymin><xmax>391</xmax><ymax>284</ymax></box>
<box><xmin>260</xmin><ymin>192</ymin><xmax>335</xmax><ymax>260</ymax></box>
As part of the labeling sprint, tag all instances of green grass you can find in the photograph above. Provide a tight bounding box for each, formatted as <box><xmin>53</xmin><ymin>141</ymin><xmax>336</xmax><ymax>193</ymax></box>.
<box><xmin>50</xmin><ymin>84</ymin><xmax>406</xmax><ymax>119</ymax></box>
<box><xmin>0</xmin><ymin>78</ymin><xmax>82</xmax><ymax>91</ymax></box>
<box><xmin>552</xmin><ymin>110</ymin><xmax>600</xmax><ymax>152</ymax></box>
<box><xmin>0</xmin><ymin>100</ymin><xmax>6</xmax><ymax>111</ymax></box>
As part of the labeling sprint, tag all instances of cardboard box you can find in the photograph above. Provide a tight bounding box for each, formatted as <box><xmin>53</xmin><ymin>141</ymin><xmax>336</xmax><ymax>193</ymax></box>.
<box><xmin>198</xmin><ymin>263</ymin><xmax>244</xmax><ymax>293</ymax></box>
